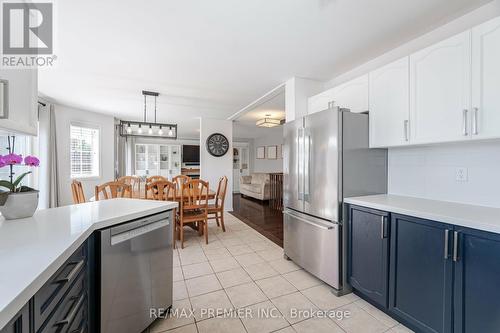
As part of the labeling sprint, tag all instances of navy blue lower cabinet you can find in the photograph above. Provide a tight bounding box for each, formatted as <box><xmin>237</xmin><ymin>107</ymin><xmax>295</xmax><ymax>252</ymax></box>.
<box><xmin>348</xmin><ymin>205</ymin><xmax>390</xmax><ymax>308</ymax></box>
<box><xmin>389</xmin><ymin>214</ymin><xmax>453</xmax><ymax>333</ymax></box>
<box><xmin>453</xmin><ymin>227</ymin><xmax>500</xmax><ymax>333</ymax></box>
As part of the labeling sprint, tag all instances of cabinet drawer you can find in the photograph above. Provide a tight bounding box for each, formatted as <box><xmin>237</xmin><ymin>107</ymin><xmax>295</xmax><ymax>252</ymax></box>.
<box><xmin>38</xmin><ymin>269</ymin><xmax>87</xmax><ymax>333</ymax></box>
<box><xmin>34</xmin><ymin>242</ymin><xmax>87</xmax><ymax>332</ymax></box>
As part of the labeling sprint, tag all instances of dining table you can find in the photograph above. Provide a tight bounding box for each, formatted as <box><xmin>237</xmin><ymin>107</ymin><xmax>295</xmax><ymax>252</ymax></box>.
<box><xmin>90</xmin><ymin>185</ymin><xmax>217</xmax><ymax>201</ymax></box>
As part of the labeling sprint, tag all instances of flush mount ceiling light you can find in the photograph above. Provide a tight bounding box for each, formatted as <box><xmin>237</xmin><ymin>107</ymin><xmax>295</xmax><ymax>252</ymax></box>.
<box><xmin>256</xmin><ymin>115</ymin><xmax>284</xmax><ymax>128</ymax></box>
<box><xmin>120</xmin><ymin>90</ymin><xmax>177</xmax><ymax>139</ymax></box>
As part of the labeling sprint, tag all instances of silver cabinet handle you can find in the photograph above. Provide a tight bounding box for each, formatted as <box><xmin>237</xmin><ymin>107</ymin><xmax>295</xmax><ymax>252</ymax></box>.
<box><xmin>453</xmin><ymin>231</ymin><xmax>459</xmax><ymax>262</ymax></box>
<box><xmin>380</xmin><ymin>216</ymin><xmax>386</xmax><ymax>239</ymax></box>
<box><xmin>403</xmin><ymin>120</ymin><xmax>409</xmax><ymax>142</ymax></box>
<box><xmin>444</xmin><ymin>229</ymin><xmax>449</xmax><ymax>259</ymax></box>
<box><xmin>472</xmin><ymin>107</ymin><xmax>479</xmax><ymax>135</ymax></box>
<box><xmin>462</xmin><ymin>109</ymin><xmax>468</xmax><ymax>136</ymax></box>
<box><xmin>284</xmin><ymin>210</ymin><xmax>334</xmax><ymax>230</ymax></box>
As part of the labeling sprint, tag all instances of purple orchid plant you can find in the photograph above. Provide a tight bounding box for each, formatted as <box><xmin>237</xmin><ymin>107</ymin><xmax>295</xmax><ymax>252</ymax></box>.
<box><xmin>0</xmin><ymin>136</ymin><xmax>40</xmax><ymax>193</ymax></box>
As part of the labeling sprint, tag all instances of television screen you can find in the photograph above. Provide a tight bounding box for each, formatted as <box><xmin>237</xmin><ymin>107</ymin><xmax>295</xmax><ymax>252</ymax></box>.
<box><xmin>182</xmin><ymin>145</ymin><xmax>200</xmax><ymax>163</ymax></box>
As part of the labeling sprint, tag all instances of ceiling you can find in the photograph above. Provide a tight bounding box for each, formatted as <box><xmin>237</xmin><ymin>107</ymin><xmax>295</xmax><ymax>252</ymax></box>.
<box><xmin>233</xmin><ymin>91</ymin><xmax>285</xmax><ymax>139</ymax></box>
<box><xmin>39</xmin><ymin>0</ymin><xmax>491</xmax><ymax>139</ymax></box>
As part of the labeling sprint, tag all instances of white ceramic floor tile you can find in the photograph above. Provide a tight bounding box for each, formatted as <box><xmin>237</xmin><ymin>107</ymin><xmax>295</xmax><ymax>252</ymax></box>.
<box><xmin>240</xmin><ymin>300</ymin><xmax>289</xmax><ymax>333</ymax></box>
<box><xmin>386</xmin><ymin>324</ymin><xmax>415</xmax><ymax>333</ymax></box>
<box><xmin>247</xmin><ymin>241</ymin><xmax>276</xmax><ymax>252</ymax></box>
<box><xmin>173</xmin><ymin>280</ymin><xmax>189</xmax><ymax>301</ymax></box>
<box><xmin>225</xmin><ymin>282</ymin><xmax>268</xmax><ymax>308</ymax></box>
<box><xmin>271</xmin><ymin>292</ymin><xmax>318</xmax><ymax>324</ymax></box>
<box><xmin>149</xmin><ymin>298</ymin><xmax>193</xmax><ymax>333</ymax></box>
<box><xmin>196</xmin><ymin>317</ymin><xmax>246</xmax><ymax>333</ymax></box>
<box><xmin>234</xmin><ymin>252</ymin><xmax>265</xmax><ymax>267</ymax></box>
<box><xmin>293</xmin><ymin>317</ymin><xmax>344</xmax><ymax>333</ymax></box>
<box><xmin>334</xmin><ymin>302</ymin><xmax>390</xmax><ymax>333</ymax></box>
<box><xmin>256</xmin><ymin>248</ymin><xmax>285</xmax><ymax>261</ymax></box>
<box><xmin>162</xmin><ymin>323</ymin><xmax>198</xmax><ymax>333</ymax></box>
<box><xmin>227</xmin><ymin>244</ymin><xmax>254</xmax><ymax>256</ymax></box>
<box><xmin>185</xmin><ymin>274</ymin><xmax>222</xmax><ymax>297</ymax></box>
<box><xmin>203</xmin><ymin>247</ymin><xmax>231</xmax><ymax>261</ymax></box>
<box><xmin>189</xmin><ymin>290</ymin><xmax>233</xmax><ymax>321</ymax></box>
<box><xmin>216</xmin><ymin>267</ymin><xmax>252</xmax><ymax>288</ymax></box>
<box><xmin>243</xmin><ymin>262</ymin><xmax>280</xmax><ymax>280</ymax></box>
<box><xmin>301</xmin><ymin>284</ymin><xmax>357</xmax><ymax>310</ymax></box>
<box><xmin>255</xmin><ymin>275</ymin><xmax>298</xmax><ymax>299</ymax></box>
<box><xmin>273</xmin><ymin>327</ymin><xmax>295</xmax><ymax>333</ymax></box>
<box><xmin>182</xmin><ymin>262</ymin><xmax>214</xmax><ymax>280</ymax></box>
<box><xmin>282</xmin><ymin>270</ymin><xmax>322</xmax><ymax>290</ymax></box>
<box><xmin>268</xmin><ymin>258</ymin><xmax>301</xmax><ymax>274</ymax></box>
<box><xmin>355</xmin><ymin>299</ymin><xmax>399</xmax><ymax>328</ymax></box>
<box><xmin>173</xmin><ymin>267</ymin><xmax>184</xmax><ymax>282</ymax></box>
<box><xmin>209</xmin><ymin>257</ymin><xmax>240</xmax><ymax>273</ymax></box>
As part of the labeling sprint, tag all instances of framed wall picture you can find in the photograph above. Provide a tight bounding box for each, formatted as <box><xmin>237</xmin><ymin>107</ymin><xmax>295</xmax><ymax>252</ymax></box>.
<box><xmin>267</xmin><ymin>145</ymin><xmax>277</xmax><ymax>159</ymax></box>
<box><xmin>256</xmin><ymin>146</ymin><xmax>265</xmax><ymax>159</ymax></box>
<box><xmin>277</xmin><ymin>144</ymin><xmax>283</xmax><ymax>159</ymax></box>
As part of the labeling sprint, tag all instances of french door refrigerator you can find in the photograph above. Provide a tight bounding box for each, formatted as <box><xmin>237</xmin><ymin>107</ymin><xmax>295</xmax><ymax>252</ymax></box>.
<box><xmin>283</xmin><ymin>107</ymin><xmax>387</xmax><ymax>292</ymax></box>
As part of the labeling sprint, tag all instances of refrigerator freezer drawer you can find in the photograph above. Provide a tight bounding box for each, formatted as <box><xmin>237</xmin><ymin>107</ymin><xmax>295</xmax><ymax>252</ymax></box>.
<box><xmin>283</xmin><ymin>209</ymin><xmax>340</xmax><ymax>289</ymax></box>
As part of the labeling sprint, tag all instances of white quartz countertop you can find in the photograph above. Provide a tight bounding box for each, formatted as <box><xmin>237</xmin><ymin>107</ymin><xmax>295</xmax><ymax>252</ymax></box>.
<box><xmin>0</xmin><ymin>198</ymin><xmax>177</xmax><ymax>330</ymax></box>
<box><xmin>344</xmin><ymin>194</ymin><xmax>500</xmax><ymax>234</ymax></box>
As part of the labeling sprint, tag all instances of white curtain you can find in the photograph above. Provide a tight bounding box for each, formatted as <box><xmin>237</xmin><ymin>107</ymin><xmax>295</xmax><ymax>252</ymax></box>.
<box><xmin>38</xmin><ymin>102</ymin><xmax>59</xmax><ymax>208</ymax></box>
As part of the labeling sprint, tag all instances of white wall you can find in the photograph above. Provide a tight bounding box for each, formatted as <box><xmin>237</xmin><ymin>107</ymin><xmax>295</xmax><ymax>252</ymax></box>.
<box><xmin>388</xmin><ymin>141</ymin><xmax>500</xmax><ymax>208</ymax></box>
<box><xmin>251</xmin><ymin>127</ymin><xmax>283</xmax><ymax>173</ymax></box>
<box><xmin>200</xmin><ymin>118</ymin><xmax>233</xmax><ymax>211</ymax></box>
<box><xmin>54</xmin><ymin>104</ymin><xmax>115</xmax><ymax>206</ymax></box>
<box><xmin>285</xmin><ymin>77</ymin><xmax>322</xmax><ymax>122</ymax></box>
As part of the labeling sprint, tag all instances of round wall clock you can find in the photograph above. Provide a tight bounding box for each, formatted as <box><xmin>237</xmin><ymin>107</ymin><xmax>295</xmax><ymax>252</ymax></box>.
<box><xmin>206</xmin><ymin>133</ymin><xmax>229</xmax><ymax>157</ymax></box>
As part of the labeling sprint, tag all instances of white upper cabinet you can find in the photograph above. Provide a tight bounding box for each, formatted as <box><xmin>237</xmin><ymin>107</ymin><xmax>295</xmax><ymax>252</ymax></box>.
<box><xmin>471</xmin><ymin>16</ymin><xmax>500</xmax><ymax>140</ymax></box>
<box><xmin>0</xmin><ymin>69</ymin><xmax>38</xmax><ymax>136</ymax></box>
<box><xmin>331</xmin><ymin>74</ymin><xmax>369</xmax><ymax>113</ymax></box>
<box><xmin>307</xmin><ymin>88</ymin><xmax>335</xmax><ymax>115</ymax></box>
<box><xmin>409</xmin><ymin>31</ymin><xmax>472</xmax><ymax>144</ymax></box>
<box><xmin>369</xmin><ymin>57</ymin><xmax>410</xmax><ymax>148</ymax></box>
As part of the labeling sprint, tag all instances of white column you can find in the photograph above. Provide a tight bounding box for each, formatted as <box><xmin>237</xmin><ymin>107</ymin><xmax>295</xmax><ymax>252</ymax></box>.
<box><xmin>200</xmin><ymin>118</ymin><xmax>233</xmax><ymax>211</ymax></box>
<box><xmin>285</xmin><ymin>77</ymin><xmax>323</xmax><ymax>122</ymax></box>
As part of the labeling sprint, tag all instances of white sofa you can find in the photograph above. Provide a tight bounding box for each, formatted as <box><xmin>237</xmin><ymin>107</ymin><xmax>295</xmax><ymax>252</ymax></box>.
<box><xmin>240</xmin><ymin>173</ymin><xmax>271</xmax><ymax>201</ymax></box>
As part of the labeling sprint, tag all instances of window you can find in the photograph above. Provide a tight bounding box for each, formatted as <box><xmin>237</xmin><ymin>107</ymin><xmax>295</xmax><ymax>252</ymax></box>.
<box><xmin>70</xmin><ymin>124</ymin><xmax>100</xmax><ymax>178</ymax></box>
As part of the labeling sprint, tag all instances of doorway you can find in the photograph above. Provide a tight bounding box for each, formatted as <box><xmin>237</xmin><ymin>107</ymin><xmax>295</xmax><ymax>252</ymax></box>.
<box><xmin>232</xmin><ymin>143</ymin><xmax>250</xmax><ymax>193</ymax></box>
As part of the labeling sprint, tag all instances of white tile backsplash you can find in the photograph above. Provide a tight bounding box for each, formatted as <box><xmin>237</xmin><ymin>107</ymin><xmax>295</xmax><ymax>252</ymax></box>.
<box><xmin>388</xmin><ymin>140</ymin><xmax>500</xmax><ymax>208</ymax></box>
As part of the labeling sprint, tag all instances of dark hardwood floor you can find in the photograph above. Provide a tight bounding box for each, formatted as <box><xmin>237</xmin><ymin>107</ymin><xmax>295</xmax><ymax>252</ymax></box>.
<box><xmin>230</xmin><ymin>194</ymin><xmax>283</xmax><ymax>247</ymax></box>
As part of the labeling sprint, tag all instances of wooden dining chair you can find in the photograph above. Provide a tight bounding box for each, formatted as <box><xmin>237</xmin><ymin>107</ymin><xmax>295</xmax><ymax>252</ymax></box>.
<box><xmin>95</xmin><ymin>181</ymin><xmax>132</xmax><ymax>201</ymax></box>
<box><xmin>208</xmin><ymin>176</ymin><xmax>228</xmax><ymax>232</ymax></box>
<box><xmin>177</xmin><ymin>179</ymin><xmax>209</xmax><ymax>248</ymax></box>
<box><xmin>150</xmin><ymin>180</ymin><xmax>179</xmax><ymax>249</ymax></box>
<box><xmin>71</xmin><ymin>180</ymin><xmax>86</xmax><ymax>204</ymax></box>
<box><xmin>117</xmin><ymin>175</ymin><xmax>141</xmax><ymax>193</ymax></box>
<box><xmin>144</xmin><ymin>175</ymin><xmax>168</xmax><ymax>199</ymax></box>
<box><xmin>172</xmin><ymin>175</ymin><xmax>190</xmax><ymax>190</ymax></box>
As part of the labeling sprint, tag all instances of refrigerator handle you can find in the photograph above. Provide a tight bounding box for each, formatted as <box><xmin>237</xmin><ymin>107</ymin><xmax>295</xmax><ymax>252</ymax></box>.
<box><xmin>297</xmin><ymin>127</ymin><xmax>304</xmax><ymax>201</ymax></box>
<box><xmin>304</xmin><ymin>130</ymin><xmax>311</xmax><ymax>202</ymax></box>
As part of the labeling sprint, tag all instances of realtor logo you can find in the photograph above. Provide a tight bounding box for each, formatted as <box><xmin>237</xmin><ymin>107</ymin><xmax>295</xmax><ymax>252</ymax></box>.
<box><xmin>1</xmin><ymin>1</ymin><xmax>56</xmax><ymax>67</ymax></box>
<box><xmin>2</xmin><ymin>2</ymin><xmax>53</xmax><ymax>54</ymax></box>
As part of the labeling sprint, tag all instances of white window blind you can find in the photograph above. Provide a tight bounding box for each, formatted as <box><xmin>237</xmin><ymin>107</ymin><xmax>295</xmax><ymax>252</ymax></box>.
<box><xmin>70</xmin><ymin>125</ymin><xmax>100</xmax><ymax>178</ymax></box>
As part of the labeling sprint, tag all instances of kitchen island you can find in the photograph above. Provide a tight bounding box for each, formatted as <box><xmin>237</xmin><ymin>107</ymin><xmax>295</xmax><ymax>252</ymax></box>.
<box><xmin>0</xmin><ymin>198</ymin><xmax>177</xmax><ymax>332</ymax></box>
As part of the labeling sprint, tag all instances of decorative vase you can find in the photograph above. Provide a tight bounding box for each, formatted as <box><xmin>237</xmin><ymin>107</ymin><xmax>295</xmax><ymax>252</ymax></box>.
<box><xmin>0</xmin><ymin>190</ymin><xmax>39</xmax><ymax>220</ymax></box>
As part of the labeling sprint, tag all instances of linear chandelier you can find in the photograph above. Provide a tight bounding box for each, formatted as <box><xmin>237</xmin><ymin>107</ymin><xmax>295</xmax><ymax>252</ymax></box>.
<box><xmin>120</xmin><ymin>90</ymin><xmax>178</xmax><ymax>139</ymax></box>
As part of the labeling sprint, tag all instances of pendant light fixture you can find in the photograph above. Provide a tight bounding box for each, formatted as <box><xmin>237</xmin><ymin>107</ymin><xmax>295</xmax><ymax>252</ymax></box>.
<box><xmin>120</xmin><ymin>91</ymin><xmax>178</xmax><ymax>139</ymax></box>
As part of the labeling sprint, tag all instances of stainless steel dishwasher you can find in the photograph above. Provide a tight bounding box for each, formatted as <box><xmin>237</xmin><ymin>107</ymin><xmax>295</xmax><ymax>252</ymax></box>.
<box><xmin>97</xmin><ymin>210</ymin><xmax>173</xmax><ymax>333</ymax></box>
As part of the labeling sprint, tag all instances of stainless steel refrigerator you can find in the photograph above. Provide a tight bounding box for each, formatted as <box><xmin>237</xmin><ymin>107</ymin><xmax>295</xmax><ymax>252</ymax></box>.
<box><xmin>283</xmin><ymin>106</ymin><xmax>387</xmax><ymax>293</ymax></box>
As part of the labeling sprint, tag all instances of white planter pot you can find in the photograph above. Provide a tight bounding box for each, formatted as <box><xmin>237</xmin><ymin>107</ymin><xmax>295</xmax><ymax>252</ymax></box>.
<box><xmin>0</xmin><ymin>190</ymin><xmax>39</xmax><ymax>220</ymax></box>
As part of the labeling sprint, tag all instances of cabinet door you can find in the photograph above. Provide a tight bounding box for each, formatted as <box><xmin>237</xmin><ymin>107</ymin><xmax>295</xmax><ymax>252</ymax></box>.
<box><xmin>348</xmin><ymin>205</ymin><xmax>389</xmax><ymax>308</ymax></box>
<box><xmin>331</xmin><ymin>74</ymin><xmax>369</xmax><ymax>113</ymax></box>
<box><xmin>369</xmin><ymin>57</ymin><xmax>410</xmax><ymax>147</ymax></box>
<box><xmin>471</xmin><ymin>16</ymin><xmax>500</xmax><ymax>139</ymax></box>
<box><xmin>453</xmin><ymin>227</ymin><xmax>500</xmax><ymax>333</ymax></box>
<box><xmin>307</xmin><ymin>88</ymin><xmax>335</xmax><ymax>115</ymax></box>
<box><xmin>409</xmin><ymin>31</ymin><xmax>471</xmax><ymax>144</ymax></box>
<box><xmin>389</xmin><ymin>214</ymin><xmax>453</xmax><ymax>333</ymax></box>
<box><xmin>0</xmin><ymin>303</ymin><xmax>30</xmax><ymax>333</ymax></box>
<box><xmin>0</xmin><ymin>69</ymin><xmax>37</xmax><ymax>136</ymax></box>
